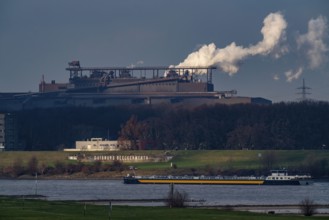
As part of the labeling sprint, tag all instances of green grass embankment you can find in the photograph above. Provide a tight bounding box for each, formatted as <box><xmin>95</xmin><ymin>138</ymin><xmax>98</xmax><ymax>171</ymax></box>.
<box><xmin>0</xmin><ymin>150</ymin><xmax>328</xmax><ymax>177</ymax></box>
<box><xmin>0</xmin><ymin>197</ymin><xmax>327</xmax><ymax>220</ymax></box>
<box><xmin>134</xmin><ymin>150</ymin><xmax>329</xmax><ymax>171</ymax></box>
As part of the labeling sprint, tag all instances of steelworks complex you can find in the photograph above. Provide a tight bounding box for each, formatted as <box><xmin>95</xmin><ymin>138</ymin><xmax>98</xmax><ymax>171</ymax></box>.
<box><xmin>0</xmin><ymin>62</ymin><xmax>271</xmax><ymax>151</ymax></box>
<box><xmin>0</xmin><ymin>61</ymin><xmax>271</xmax><ymax>111</ymax></box>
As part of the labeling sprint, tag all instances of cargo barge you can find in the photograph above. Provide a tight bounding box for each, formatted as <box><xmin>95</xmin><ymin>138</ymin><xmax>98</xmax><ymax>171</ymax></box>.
<box><xmin>123</xmin><ymin>170</ymin><xmax>313</xmax><ymax>185</ymax></box>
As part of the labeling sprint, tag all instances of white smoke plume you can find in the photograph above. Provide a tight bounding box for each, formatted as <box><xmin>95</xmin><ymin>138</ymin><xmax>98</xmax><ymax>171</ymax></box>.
<box><xmin>297</xmin><ymin>16</ymin><xmax>328</xmax><ymax>69</ymax></box>
<box><xmin>176</xmin><ymin>12</ymin><xmax>287</xmax><ymax>75</ymax></box>
<box><xmin>127</xmin><ymin>60</ymin><xmax>144</xmax><ymax>68</ymax></box>
<box><xmin>273</xmin><ymin>74</ymin><xmax>280</xmax><ymax>81</ymax></box>
<box><xmin>284</xmin><ymin>16</ymin><xmax>328</xmax><ymax>82</ymax></box>
<box><xmin>285</xmin><ymin>67</ymin><xmax>303</xmax><ymax>82</ymax></box>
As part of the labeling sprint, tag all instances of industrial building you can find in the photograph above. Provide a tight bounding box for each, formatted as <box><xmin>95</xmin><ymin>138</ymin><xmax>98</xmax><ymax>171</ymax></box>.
<box><xmin>0</xmin><ymin>113</ymin><xmax>20</xmax><ymax>151</ymax></box>
<box><xmin>0</xmin><ymin>62</ymin><xmax>271</xmax><ymax>111</ymax></box>
<box><xmin>0</xmin><ymin>62</ymin><xmax>272</xmax><ymax>151</ymax></box>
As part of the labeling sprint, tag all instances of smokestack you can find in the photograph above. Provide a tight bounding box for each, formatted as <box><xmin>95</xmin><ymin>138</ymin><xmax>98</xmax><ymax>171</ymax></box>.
<box><xmin>40</xmin><ymin>75</ymin><xmax>45</xmax><ymax>93</ymax></box>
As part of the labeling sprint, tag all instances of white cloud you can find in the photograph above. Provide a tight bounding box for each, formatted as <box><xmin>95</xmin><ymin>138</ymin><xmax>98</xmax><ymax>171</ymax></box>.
<box><xmin>285</xmin><ymin>67</ymin><xmax>303</xmax><ymax>82</ymax></box>
<box><xmin>297</xmin><ymin>16</ymin><xmax>328</xmax><ymax>69</ymax></box>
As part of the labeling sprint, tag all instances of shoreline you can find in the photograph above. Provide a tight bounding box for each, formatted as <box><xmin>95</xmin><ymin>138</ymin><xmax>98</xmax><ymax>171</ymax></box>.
<box><xmin>63</xmin><ymin>201</ymin><xmax>329</xmax><ymax>215</ymax></box>
<box><xmin>0</xmin><ymin>173</ymin><xmax>124</xmax><ymax>180</ymax></box>
<box><xmin>2</xmin><ymin>195</ymin><xmax>329</xmax><ymax>215</ymax></box>
<box><xmin>1</xmin><ymin>175</ymin><xmax>329</xmax><ymax>182</ymax></box>
<box><xmin>1</xmin><ymin>173</ymin><xmax>329</xmax><ymax>181</ymax></box>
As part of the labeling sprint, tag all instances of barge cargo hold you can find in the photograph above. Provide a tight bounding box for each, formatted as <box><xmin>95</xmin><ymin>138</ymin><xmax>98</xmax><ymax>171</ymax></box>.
<box><xmin>123</xmin><ymin>170</ymin><xmax>313</xmax><ymax>185</ymax></box>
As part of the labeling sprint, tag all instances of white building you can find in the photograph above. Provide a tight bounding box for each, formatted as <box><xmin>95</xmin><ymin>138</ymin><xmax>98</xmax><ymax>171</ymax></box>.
<box><xmin>64</xmin><ymin>138</ymin><xmax>120</xmax><ymax>151</ymax></box>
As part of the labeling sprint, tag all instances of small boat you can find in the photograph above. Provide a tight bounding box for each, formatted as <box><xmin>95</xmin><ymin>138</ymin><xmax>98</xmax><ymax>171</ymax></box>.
<box><xmin>123</xmin><ymin>170</ymin><xmax>313</xmax><ymax>185</ymax></box>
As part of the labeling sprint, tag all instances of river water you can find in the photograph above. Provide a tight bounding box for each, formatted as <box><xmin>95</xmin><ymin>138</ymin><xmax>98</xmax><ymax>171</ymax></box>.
<box><xmin>0</xmin><ymin>179</ymin><xmax>328</xmax><ymax>206</ymax></box>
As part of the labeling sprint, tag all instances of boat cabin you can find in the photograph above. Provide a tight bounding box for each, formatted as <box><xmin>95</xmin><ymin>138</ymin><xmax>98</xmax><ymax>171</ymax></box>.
<box><xmin>266</xmin><ymin>170</ymin><xmax>311</xmax><ymax>181</ymax></box>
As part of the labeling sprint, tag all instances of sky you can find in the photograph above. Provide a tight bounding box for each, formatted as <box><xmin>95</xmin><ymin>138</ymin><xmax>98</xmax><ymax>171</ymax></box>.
<box><xmin>0</xmin><ymin>0</ymin><xmax>328</xmax><ymax>103</ymax></box>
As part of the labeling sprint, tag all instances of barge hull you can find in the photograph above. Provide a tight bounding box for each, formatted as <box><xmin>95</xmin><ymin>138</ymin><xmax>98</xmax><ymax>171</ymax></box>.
<box><xmin>263</xmin><ymin>180</ymin><xmax>313</xmax><ymax>185</ymax></box>
<box><xmin>124</xmin><ymin>178</ymin><xmax>264</xmax><ymax>185</ymax></box>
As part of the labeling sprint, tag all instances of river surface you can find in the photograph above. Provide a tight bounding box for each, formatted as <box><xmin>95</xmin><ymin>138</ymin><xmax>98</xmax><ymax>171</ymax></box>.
<box><xmin>0</xmin><ymin>179</ymin><xmax>328</xmax><ymax>206</ymax></box>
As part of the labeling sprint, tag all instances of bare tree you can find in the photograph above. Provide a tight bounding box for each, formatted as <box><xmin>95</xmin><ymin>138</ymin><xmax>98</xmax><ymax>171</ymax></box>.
<box><xmin>166</xmin><ymin>184</ymin><xmax>189</xmax><ymax>208</ymax></box>
<box><xmin>27</xmin><ymin>156</ymin><xmax>38</xmax><ymax>175</ymax></box>
<box><xmin>118</xmin><ymin>115</ymin><xmax>147</xmax><ymax>150</ymax></box>
<box><xmin>299</xmin><ymin>197</ymin><xmax>317</xmax><ymax>216</ymax></box>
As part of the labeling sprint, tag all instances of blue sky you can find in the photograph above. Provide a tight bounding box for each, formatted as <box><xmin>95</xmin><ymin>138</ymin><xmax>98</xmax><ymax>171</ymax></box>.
<box><xmin>0</xmin><ymin>0</ymin><xmax>328</xmax><ymax>102</ymax></box>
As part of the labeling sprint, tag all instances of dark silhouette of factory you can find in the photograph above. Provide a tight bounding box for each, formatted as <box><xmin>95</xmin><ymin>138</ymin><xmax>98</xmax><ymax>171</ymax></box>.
<box><xmin>0</xmin><ymin>61</ymin><xmax>271</xmax><ymax>111</ymax></box>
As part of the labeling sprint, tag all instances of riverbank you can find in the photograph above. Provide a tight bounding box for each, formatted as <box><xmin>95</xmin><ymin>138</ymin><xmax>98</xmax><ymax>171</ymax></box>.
<box><xmin>1</xmin><ymin>150</ymin><xmax>329</xmax><ymax>180</ymax></box>
<box><xmin>2</xmin><ymin>195</ymin><xmax>329</xmax><ymax>215</ymax></box>
<box><xmin>2</xmin><ymin>172</ymin><xmax>329</xmax><ymax>182</ymax></box>
<box><xmin>16</xmin><ymin>171</ymin><xmax>126</xmax><ymax>180</ymax></box>
<box><xmin>227</xmin><ymin>205</ymin><xmax>329</xmax><ymax>215</ymax></box>
<box><xmin>83</xmin><ymin>199</ymin><xmax>329</xmax><ymax>215</ymax></box>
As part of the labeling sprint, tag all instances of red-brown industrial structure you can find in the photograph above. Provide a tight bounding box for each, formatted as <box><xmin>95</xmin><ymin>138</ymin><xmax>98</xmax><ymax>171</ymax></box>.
<box><xmin>0</xmin><ymin>61</ymin><xmax>271</xmax><ymax>111</ymax></box>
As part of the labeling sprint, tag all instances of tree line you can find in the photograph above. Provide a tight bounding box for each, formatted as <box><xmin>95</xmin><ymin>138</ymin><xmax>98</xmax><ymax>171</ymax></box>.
<box><xmin>15</xmin><ymin>101</ymin><xmax>329</xmax><ymax>151</ymax></box>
